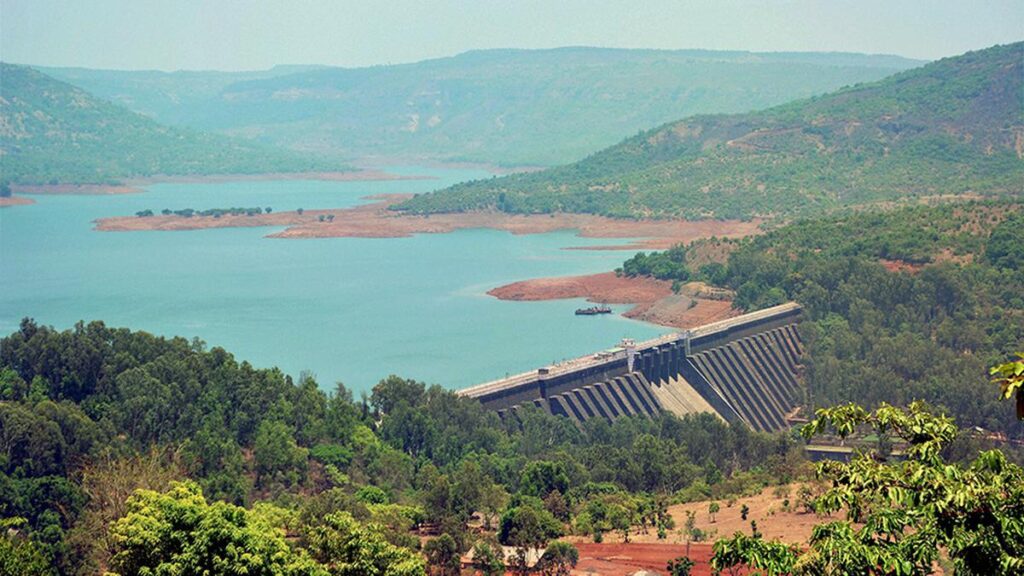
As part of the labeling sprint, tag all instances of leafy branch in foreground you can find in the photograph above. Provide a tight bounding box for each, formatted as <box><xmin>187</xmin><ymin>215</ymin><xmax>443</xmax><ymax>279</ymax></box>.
<box><xmin>991</xmin><ymin>353</ymin><xmax>1024</xmax><ymax>420</ymax></box>
<box><xmin>711</xmin><ymin>401</ymin><xmax>1024</xmax><ymax>575</ymax></box>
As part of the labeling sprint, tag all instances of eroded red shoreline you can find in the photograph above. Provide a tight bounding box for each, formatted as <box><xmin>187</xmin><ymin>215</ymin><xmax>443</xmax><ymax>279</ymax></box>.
<box><xmin>488</xmin><ymin>272</ymin><xmax>740</xmax><ymax>330</ymax></box>
<box><xmin>0</xmin><ymin>196</ymin><xmax>36</xmax><ymax>207</ymax></box>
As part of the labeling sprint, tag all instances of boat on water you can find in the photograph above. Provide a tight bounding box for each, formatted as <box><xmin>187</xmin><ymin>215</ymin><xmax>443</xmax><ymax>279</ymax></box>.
<box><xmin>575</xmin><ymin>305</ymin><xmax>612</xmax><ymax>316</ymax></box>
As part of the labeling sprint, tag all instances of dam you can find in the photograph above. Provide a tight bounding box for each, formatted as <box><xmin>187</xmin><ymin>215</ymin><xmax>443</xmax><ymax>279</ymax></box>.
<box><xmin>459</xmin><ymin>303</ymin><xmax>804</xmax><ymax>432</ymax></box>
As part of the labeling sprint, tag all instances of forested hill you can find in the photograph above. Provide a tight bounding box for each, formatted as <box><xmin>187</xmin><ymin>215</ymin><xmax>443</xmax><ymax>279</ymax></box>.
<box><xmin>621</xmin><ymin>200</ymin><xmax>1024</xmax><ymax>437</ymax></box>
<box><xmin>0</xmin><ymin>64</ymin><xmax>338</xmax><ymax>184</ymax></box>
<box><xmin>398</xmin><ymin>43</ymin><xmax>1024</xmax><ymax>219</ymax></box>
<box><xmin>43</xmin><ymin>48</ymin><xmax>920</xmax><ymax>167</ymax></box>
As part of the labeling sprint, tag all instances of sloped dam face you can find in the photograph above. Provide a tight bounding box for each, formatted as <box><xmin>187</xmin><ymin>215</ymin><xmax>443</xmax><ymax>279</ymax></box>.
<box><xmin>458</xmin><ymin>303</ymin><xmax>804</xmax><ymax>432</ymax></box>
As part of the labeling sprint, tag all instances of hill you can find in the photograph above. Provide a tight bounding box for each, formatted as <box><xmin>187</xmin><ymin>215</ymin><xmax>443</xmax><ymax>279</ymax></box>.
<box><xmin>398</xmin><ymin>43</ymin><xmax>1024</xmax><ymax>219</ymax></box>
<box><xmin>40</xmin><ymin>64</ymin><xmax>325</xmax><ymax>128</ymax></box>
<box><xmin>621</xmin><ymin>200</ymin><xmax>1024</xmax><ymax>436</ymax></box>
<box><xmin>0</xmin><ymin>64</ymin><xmax>339</xmax><ymax>184</ymax></box>
<box><xmin>42</xmin><ymin>48</ymin><xmax>921</xmax><ymax>166</ymax></box>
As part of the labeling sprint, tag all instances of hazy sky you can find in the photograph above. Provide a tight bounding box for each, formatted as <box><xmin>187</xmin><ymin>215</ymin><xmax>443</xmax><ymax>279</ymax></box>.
<box><xmin>2</xmin><ymin>0</ymin><xmax>1021</xmax><ymax>71</ymax></box>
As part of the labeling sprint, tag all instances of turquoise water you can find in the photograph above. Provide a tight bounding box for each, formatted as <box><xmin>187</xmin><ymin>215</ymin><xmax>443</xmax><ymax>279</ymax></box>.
<box><xmin>0</xmin><ymin>166</ymin><xmax>669</xmax><ymax>392</ymax></box>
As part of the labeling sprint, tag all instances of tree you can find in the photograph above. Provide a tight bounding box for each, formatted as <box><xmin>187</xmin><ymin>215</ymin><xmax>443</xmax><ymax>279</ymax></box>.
<box><xmin>253</xmin><ymin>419</ymin><xmax>309</xmax><ymax>488</ymax></box>
<box><xmin>740</xmin><ymin>504</ymin><xmax>749</xmax><ymax>521</ymax></box>
<box><xmin>708</xmin><ymin>501</ymin><xmax>720</xmax><ymax>523</ymax></box>
<box><xmin>683</xmin><ymin>510</ymin><xmax>697</xmax><ymax>542</ymax></box>
<box><xmin>478</xmin><ymin>482</ymin><xmax>509</xmax><ymax>530</ymax></box>
<box><xmin>608</xmin><ymin>503</ymin><xmax>633</xmax><ymax>543</ymax></box>
<box><xmin>0</xmin><ymin>519</ymin><xmax>53</xmax><ymax>576</ymax></box>
<box><xmin>667</xmin><ymin>555</ymin><xmax>695</xmax><ymax>576</ymax></box>
<box><xmin>470</xmin><ymin>537</ymin><xmax>506</xmax><ymax>576</ymax></box>
<box><xmin>0</xmin><ymin>181</ymin><xmax>12</xmax><ymax>198</ymax></box>
<box><xmin>371</xmin><ymin>376</ymin><xmax>426</xmax><ymax>414</ymax></box>
<box><xmin>423</xmin><ymin>533</ymin><xmax>460</xmax><ymax>576</ymax></box>
<box><xmin>66</xmin><ymin>448</ymin><xmax>185</xmax><ymax>573</ymax></box>
<box><xmin>536</xmin><ymin>541</ymin><xmax>578</xmax><ymax>576</ymax></box>
<box><xmin>519</xmin><ymin>460</ymin><xmax>570</xmax><ymax>499</ymax></box>
<box><xmin>304</xmin><ymin>511</ymin><xmax>425</xmax><ymax>576</ymax></box>
<box><xmin>991</xmin><ymin>353</ymin><xmax>1024</xmax><ymax>419</ymax></box>
<box><xmin>985</xmin><ymin>212</ymin><xmax>1024</xmax><ymax>270</ymax></box>
<box><xmin>796</xmin><ymin>485</ymin><xmax>815</xmax><ymax>514</ymax></box>
<box><xmin>498</xmin><ymin>500</ymin><xmax>563</xmax><ymax>574</ymax></box>
<box><xmin>109</xmin><ymin>481</ymin><xmax>324</xmax><ymax>576</ymax></box>
<box><xmin>711</xmin><ymin>401</ymin><xmax>1024</xmax><ymax>575</ymax></box>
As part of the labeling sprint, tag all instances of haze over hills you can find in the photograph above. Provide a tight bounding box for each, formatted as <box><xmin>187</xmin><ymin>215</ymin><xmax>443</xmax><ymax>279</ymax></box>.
<box><xmin>0</xmin><ymin>64</ymin><xmax>338</xmax><ymax>184</ymax></box>
<box><xmin>41</xmin><ymin>48</ymin><xmax>922</xmax><ymax>167</ymax></box>
<box><xmin>40</xmin><ymin>65</ymin><xmax>327</xmax><ymax>127</ymax></box>
<box><xmin>399</xmin><ymin>43</ymin><xmax>1023</xmax><ymax>220</ymax></box>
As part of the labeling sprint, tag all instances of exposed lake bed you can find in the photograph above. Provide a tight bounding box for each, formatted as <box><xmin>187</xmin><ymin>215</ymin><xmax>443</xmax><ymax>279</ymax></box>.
<box><xmin>95</xmin><ymin>189</ymin><xmax>761</xmax><ymax>248</ymax></box>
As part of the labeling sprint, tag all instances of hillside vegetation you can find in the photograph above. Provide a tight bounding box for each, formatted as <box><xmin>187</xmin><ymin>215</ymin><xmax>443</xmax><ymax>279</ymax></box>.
<box><xmin>0</xmin><ymin>64</ymin><xmax>338</xmax><ymax>184</ymax></box>
<box><xmin>44</xmin><ymin>48</ymin><xmax>920</xmax><ymax>166</ymax></box>
<box><xmin>621</xmin><ymin>200</ymin><xmax>1024</xmax><ymax>436</ymax></box>
<box><xmin>399</xmin><ymin>43</ymin><xmax>1023</xmax><ymax>219</ymax></box>
<box><xmin>0</xmin><ymin>320</ymin><xmax>799</xmax><ymax>573</ymax></box>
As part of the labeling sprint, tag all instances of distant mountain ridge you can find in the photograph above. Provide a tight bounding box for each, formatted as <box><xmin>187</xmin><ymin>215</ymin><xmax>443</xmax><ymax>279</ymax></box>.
<box><xmin>41</xmin><ymin>47</ymin><xmax>922</xmax><ymax>166</ymax></box>
<box><xmin>397</xmin><ymin>43</ymin><xmax>1023</xmax><ymax>219</ymax></box>
<box><xmin>0</xmin><ymin>64</ymin><xmax>338</xmax><ymax>184</ymax></box>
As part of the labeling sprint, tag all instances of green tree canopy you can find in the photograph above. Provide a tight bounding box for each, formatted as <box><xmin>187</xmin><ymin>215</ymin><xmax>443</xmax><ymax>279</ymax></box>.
<box><xmin>109</xmin><ymin>481</ymin><xmax>324</xmax><ymax>576</ymax></box>
<box><xmin>711</xmin><ymin>402</ymin><xmax>1024</xmax><ymax>575</ymax></box>
<box><xmin>303</xmin><ymin>511</ymin><xmax>425</xmax><ymax>576</ymax></box>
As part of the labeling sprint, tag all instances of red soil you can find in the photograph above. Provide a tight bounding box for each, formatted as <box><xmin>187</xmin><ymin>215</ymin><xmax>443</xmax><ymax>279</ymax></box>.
<box><xmin>560</xmin><ymin>485</ymin><xmax>832</xmax><ymax>575</ymax></box>
<box><xmin>569</xmin><ymin>542</ymin><xmax>719</xmax><ymax>576</ymax></box>
<box><xmin>487</xmin><ymin>273</ymin><xmax>740</xmax><ymax>331</ymax></box>
<box><xmin>0</xmin><ymin>196</ymin><xmax>35</xmax><ymax>207</ymax></box>
<box><xmin>879</xmin><ymin>259</ymin><xmax>923</xmax><ymax>274</ymax></box>
<box><xmin>488</xmin><ymin>272</ymin><xmax>671</xmax><ymax>304</ymax></box>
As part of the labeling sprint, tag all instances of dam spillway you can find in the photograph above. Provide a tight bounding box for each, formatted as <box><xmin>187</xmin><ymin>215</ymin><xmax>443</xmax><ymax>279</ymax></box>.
<box><xmin>458</xmin><ymin>302</ymin><xmax>804</xmax><ymax>432</ymax></box>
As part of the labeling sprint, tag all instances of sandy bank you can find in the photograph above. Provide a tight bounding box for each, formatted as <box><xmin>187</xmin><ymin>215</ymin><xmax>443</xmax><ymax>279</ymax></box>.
<box><xmin>488</xmin><ymin>272</ymin><xmax>739</xmax><ymax>330</ymax></box>
<box><xmin>13</xmin><ymin>169</ymin><xmax>428</xmax><ymax>199</ymax></box>
<box><xmin>97</xmin><ymin>195</ymin><xmax>760</xmax><ymax>249</ymax></box>
<box><xmin>96</xmin><ymin>209</ymin><xmax>334</xmax><ymax>232</ymax></box>
<box><xmin>12</xmin><ymin>184</ymin><xmax>143</xmax><ymax>195</ymax></box>
<box><xmin>0</xmin><ymin>195</ymin><xmax>36</xmax><ymax>207</ymax></box>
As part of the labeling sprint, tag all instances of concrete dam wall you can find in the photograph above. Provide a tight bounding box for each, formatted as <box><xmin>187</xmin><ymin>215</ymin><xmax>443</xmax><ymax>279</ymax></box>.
<box><xmin>458</xmin><ymin>303</ymin><xmax>804</xmax><ymax>432</ymax></box>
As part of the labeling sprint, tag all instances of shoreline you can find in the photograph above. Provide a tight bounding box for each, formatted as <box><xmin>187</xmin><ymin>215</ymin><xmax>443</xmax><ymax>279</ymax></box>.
<box><xmin>488</xmin><ymin>272</ymin><xmax>740</xmax><ymax>330</ymax></box>
<box><xmin>96</xmin><ymin>195</ymin><xmax>762</xmax><ymax>249</ymax></box>
<box><xmin>124</xmin><ymin>169</ymin><xmax>432</xmax><ymax>185</ymax></box>
<box><xmin>93</xmin><ymin>191</ymin><xmax>751</xmax><ymax>332</ymax></box>
<box><xmin>11</xmin><ymin>169</ymin><xmax>429</xmax><ymax>197</ymax></box>
<box><xmin>11</xmin><ymin>183</ymin><xmax>144</xmax><ymax>196</ymax></box>
<box><xmin>0</xmin><ymin>195</ymin><xmax>37</xmax><ymax>207</ymax></box>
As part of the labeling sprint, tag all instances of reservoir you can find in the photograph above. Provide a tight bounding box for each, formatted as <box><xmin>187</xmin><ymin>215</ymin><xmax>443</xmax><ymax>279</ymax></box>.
<box><xmin>0</xmin><ymin>166</ymin><xmax>669</xmax><ymax>392</ymax></box>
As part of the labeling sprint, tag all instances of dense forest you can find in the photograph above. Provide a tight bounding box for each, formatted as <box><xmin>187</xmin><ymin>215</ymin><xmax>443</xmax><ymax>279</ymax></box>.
<box><xmin>0</xmin><ymin>64</ymin><xmax>339</xmax><ymax>184</ymax></box>
<box><xmin>0</xmin><ymin>319</ymin><xmax>805</xmax><ymax>574</ymax></box>
<box><xmin>621</xmin><ymin>201</ymin><xmax>1024</xmax><ymax>437</ymax></box>
<box><xmin>397</xmin><ymin>43</ymin><xmax>1023</xmax><ymax>219</ymax></box>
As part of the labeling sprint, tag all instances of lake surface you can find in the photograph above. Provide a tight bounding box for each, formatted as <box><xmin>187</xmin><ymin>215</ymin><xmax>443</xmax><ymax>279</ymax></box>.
<box><xmin>0</xmin><ymin>166</ymin><xmax>670</xmax><ymax>392</ymax></box>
